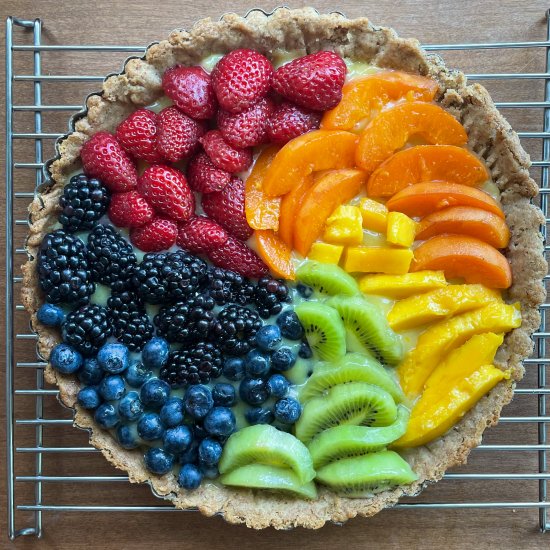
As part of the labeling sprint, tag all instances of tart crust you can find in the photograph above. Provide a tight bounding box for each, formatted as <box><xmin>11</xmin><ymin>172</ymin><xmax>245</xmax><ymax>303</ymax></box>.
<box><xmin>21</xmin><ymin>7</ymin><xmax>547</xmax><ymax>529</ymax></box>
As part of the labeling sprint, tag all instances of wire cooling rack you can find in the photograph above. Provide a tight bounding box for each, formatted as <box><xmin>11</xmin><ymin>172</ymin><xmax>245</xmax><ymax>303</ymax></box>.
<box><xmin>5</xmin><ymin>11</ymin><xmax>550</xmax><ymax>541</ymax></box>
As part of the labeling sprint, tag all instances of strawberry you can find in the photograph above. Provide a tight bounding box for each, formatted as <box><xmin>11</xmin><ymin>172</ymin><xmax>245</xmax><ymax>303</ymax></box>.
<box><xmin>209</xmin><ymin>236</ymin><xmax>269</xmax><ymax>278</ymax></box>
<box><xmin>108</xmin><ymin>190</ymin><xmax>155</xmax><ymax>228</ymax></box>
<box><xmin>81</xmin><ymin>132</ymin><xmax>137</xmax><ymax>192</ymax></box>
<box><xmin>137</xmin><ymin>165</ymin><xmax>195</xmax><ymax>222</ymax></box>
<box><xmin>187</xmin><ymin>152</ymin><xmax>231</xmax><ymax>194</ymax></box>
<box><xmin>200</xmin><ymin>130</ymin><xmax>252</xmax><ymax>173</ymax></box>
<box><xmin>211</xmin><ymin>49</ymin><xmax>273</xmax><ymax>114</ymax></box>
<box><xmin>130</xmin><ymin>217</ymin><xmax>178</xmax><ymax>252</ymax></box>
<box><xmin>266</xmin><ymin>101</ymin><xmax>322</xmax><ymax>144</ymax></box>
<box><xmin>115</xmin><ymin>108</ymin><xmax>163</xmax><ymax>164</ymax></box>
<box><xmin>201</xmin><ymin>176</ymin><xmax>252</xmax><ymax>241</ymax></box>
<box><xmin>156</xmin><ymin>106</ymin><xmax>205</xmax><ymax>162</ymax></box>
<box><xmin>272</xmin><ymin>51</ymin><xmax>347</xmax><ymax>111</ymax></box>
<box><xmin>217</xmin><ymin>97</ymin><xmax>275</xmax><ymax>148</ymax></box>
<box><xmin>177</xmin><ymin>216</ymin><xmax>229</xmax><ymax>254</ymax></box>
<box><xmin>162</xmin><ymin>65</ymin><xmax>218</xmax><ymax>120</ymax></box>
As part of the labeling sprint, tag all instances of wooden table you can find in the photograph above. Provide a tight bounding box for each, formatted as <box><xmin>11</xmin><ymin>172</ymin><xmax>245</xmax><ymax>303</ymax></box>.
<box><xmin>1</xmin><ymin>1</ymin><xmax>549</xmax><ymax>548</ymax></box>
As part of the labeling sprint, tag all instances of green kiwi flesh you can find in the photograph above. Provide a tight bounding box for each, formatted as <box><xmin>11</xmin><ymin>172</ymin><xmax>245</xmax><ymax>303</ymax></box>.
<box><xmin>315</xmin><ymin>450</ymin><xmax>417</xmax><ymax>497</ymax></box>
<box><xmin>307</xmin><ymin>406</ymin><xmax>410</xmax><ymax>468</ymax></box>
<box><xmin>220</xmin><ymin>463</ymin><xmax>318</xmax><ymax>499</ymax></box>
<box><xmin>219</xmin><ymin>424</ymin><xmax>315</xmax><ymax>484</ymax></box>
<box><xmin>296</xmin><ymin>261</ymin><xmax>359</xmax><ymax>296</ymax></box>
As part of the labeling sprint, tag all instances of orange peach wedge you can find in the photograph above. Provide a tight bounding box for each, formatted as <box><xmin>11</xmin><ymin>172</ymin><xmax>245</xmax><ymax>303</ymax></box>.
<box><xmin>255</xmin><ymin>230</ymin><xmax>295</xmax><ymax>280</ymax></box>
<box><xmin>278</xmin><ymin>175</ymin><xmax>314</xmax><ymax>248</ymax></box>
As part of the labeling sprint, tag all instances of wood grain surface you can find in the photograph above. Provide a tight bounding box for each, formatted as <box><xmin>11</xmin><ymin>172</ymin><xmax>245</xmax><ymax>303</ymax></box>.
<box><xmin>1</xmin><ymin>1</ymin><xmax>549</xmax><ymax>548</ymax></box>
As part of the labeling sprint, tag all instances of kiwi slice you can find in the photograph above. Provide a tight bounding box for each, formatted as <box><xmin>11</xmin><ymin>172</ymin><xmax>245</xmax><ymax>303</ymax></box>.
<box><xmin>294</xmin><ymin>302</ymin><xmax>346</xmax><ymax>362</ymax></box>
<box><xmin>219</xmin><ymin>424</ymin><xmax>315</xmax><ymax>484</ymax></box>
<box><xmin>307</xmin><ymin>405</ymin><xmax>410</xmax><ymax>468</ymax></box>
<box><xmin>328</xmin><ymin>296</ymin><xmax>403</xmax><ymax>366</ymax></box>
<box><xmin>300</xmin><ymin>352</ymin><xmax>405</xmax><ymax>403</ymax></box>
<box><xmin>296</xmin><ymin>261</ymin><xmax>359</xmax><ymax>296</ymax></box>
<box><xmin>220</xmin><ymin>464</ymin><xmax>318</xmax><ymax>500</ymax></box>
<box><xmin>294</xmin><ymin>382</ymin><xmax>397</xmax><ymax>443</ymax></box>
<box><xmin>316</xmin><ymin>450</ymin><xmax>417</xmax><ymax>497</ymax></box>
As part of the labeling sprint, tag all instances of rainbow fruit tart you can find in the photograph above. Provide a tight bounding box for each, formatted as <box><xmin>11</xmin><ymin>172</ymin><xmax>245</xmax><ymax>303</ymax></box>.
<box><xmin>22</xmin><ymin>8</ymin><xmax>547</xmax><ymax>529</ymax></box>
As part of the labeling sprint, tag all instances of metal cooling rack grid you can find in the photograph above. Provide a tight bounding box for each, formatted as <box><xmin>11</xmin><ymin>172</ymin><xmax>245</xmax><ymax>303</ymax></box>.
<box><xmin>4</xmin><ymin>11</ymin><xmax>550</xmax><ymax>541</ymax></box>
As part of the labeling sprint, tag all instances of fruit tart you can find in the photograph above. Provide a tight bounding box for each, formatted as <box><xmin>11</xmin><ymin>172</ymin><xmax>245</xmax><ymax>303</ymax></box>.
<box><xmin>22</xmin><ymin>7</ymin><xmax>547</xmax><ymax>529</ymax></box>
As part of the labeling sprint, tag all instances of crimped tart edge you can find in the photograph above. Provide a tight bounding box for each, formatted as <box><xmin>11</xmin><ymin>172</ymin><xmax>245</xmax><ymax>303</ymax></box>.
<box><xmin>21</xmin><ymin>7</ymin><xmax>548</xmax><ymax>529</ymax></box>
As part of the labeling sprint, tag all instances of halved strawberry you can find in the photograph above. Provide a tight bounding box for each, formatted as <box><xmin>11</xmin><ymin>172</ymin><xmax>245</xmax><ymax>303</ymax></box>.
<box><xmin>200</xmin><ymin>130</ymin><xmax>252</xmax><ymax>173</ymax></box>
<box><xmin>115</xmin><ymin>108</ymin><xmax>163</xmax><ymax>164</ymax></box>
<box><xmin>130</xmin><ymin>217</ymin><xmax>178</xmax><ymax>252</ymax></box>
<box><xmin>108</xmin><ymin>191</ymin><xmax>155</xmax><ymax>228</ymax></box>
<box><xmin>156</xmin><ymin>106</ymin><xmax>205</xmax><ymax>162</ymax></box>
<box><xmin>187</xmin><ymin>152</ymin><xmax>231</xmax><ymax>194</ymax></box>
<box><xmin>209</xmin><ymin>236</ymin><xmax>269</xmax><ymax>278</ymax></box>
<box><xmin>177</xmin><ymin>216</ymin><xmax>229</xmax><ymax>254</ymax></box>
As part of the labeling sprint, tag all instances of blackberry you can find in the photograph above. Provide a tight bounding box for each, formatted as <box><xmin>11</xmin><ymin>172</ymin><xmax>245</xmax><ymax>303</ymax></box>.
<box><xmin>108</xmin><ymin>290</ymin><xmax>154</xmax><ymax>352</ymax></box>
<box><xmin>132</xmin><ymin>251</ymin><xmax>208</xmax><ymax>304</ymax></box>
<box><xmin>253</xmin><ymin>276</ymin><xmax>290</xmax><ymax>319</ymax></box>
<box><xmin>38</xmin><ymin>230</ymin><xmax>95</xmax><ymax>305</ymax></box>
<box><xmin>87</xmin><ymin>225</ymin><xmax>137</xmax><ymax>292</ymax></box>
<box><xmin>160</xmin><ymin>343</ymin><xmax>223</xmax><ymax>387</ymax></box>
<box><xmin>210</xmin><ymin>305</ymin><xmax>262</xmax><ymax>356</ymax></box>
<box><xmin>59</xmin><ymin>174</ymin><xmax>110</xmax><ymax>232</ymax></box>
<box><xmin>62</xmin><ymin>304</ymin><xmax>111</xmax><ymax>356</ymax></box>
<box><xmin>154</xmin><ymin>294</ymin><xmax>215</xmax><ymax>344</ymax></box>
<box><xmin>206</xmin><ymin>267</ymin><xmax>254</xmax><ymax>306</ymax></box>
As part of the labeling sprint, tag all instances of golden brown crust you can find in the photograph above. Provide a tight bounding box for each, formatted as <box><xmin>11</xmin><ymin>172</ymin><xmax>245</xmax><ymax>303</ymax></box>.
<box><xmin>21</xmin><ymin>7</ymin><xmax>547</xmax><ymax>529</ymax></box>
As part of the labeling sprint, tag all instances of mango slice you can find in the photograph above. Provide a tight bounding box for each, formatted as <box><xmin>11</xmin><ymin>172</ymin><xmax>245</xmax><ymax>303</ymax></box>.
<box><xmin>359</xmin><ymin>198</ymin><xmax>388</xmax><ymax>233</ymax></box>
<box><xmin>324</xmin><ymin>205</ymin><xmax>364</xmax><ymax>245</ymax></box>
<box><xmin>386</xmin><ymin>212</ymin><xmax>417</xmax><ymax>248</ymax></box>
<box><xmin>308</xmin><ymin>242</ymin><xmax>344</xmax><ymax>264</ymax></box>
<box><xmin>397</xmin><ymin>301</ymin><xmax>521</xmax><ymax>398</ymax></box>
<box><xmin>359</xmin><ymin>270</ymin><xmax>447</xmax><ymax>299</ymax></box>
<box><xmin>344</xmin><ymin>247</ymin><xmax>413</xmax><ymax>275</ymax></box>
<box><xmin>387</xmin><ymin>283</ymin><xmax>501</xmax><ymax>331</ymax></box>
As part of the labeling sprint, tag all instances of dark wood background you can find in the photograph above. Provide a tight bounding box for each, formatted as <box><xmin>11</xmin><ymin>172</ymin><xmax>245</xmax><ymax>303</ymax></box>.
<box><xmin>1</xmin><ymin>1</ymin><xmax>549</xmax><ymax>548</ymax></box>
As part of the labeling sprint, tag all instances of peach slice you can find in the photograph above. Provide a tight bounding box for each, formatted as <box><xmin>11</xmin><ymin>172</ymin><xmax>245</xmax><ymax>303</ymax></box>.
<box><xmin>411</xmin><ymin>235</ymin><xmax>512</xmax><ymax>289</ymax></box>
<box><xmin>321</xmin><ymin>71</ymin><xmax>439</xmax><ymax>131</ymax></box>
<box><xmin>386</xmin><ymin>182</ymin><xmax>504</xmax><ymax>219</ymax></box>
<box><xmin>262</xmin><ymin>130</ymin><xmax>358</xmax><ymax>197</ymax></box>
<box><xmin>244</xmin><ymin>145</ymin><xmax>281</xmax><ymax>230</ymax></box>
<box><xmin>415</xmin><ymin>206</ymin><xmax>510</xmax><ymax>248</ymax></box>
<box><xmin>356</xmin><ymin>102</ymin><xmax>467</xmax><ymax>172</ymax></box>
<box><xmin>294</xmin><ymin>169</ymin><xmax>368</xmax><ymax>256</ymax></box>
<box><xmin>278</xmin><ymin>175</ymin><xmax>313</xmax><ymax>248</ymax></box>
<box><xmin>255</xmin><ymin>230</ymin><xmax>295</xmax><ymax>280</ymax></box>
<box><xmin>367</xmin><ymin>145</ymin><xmax>489</xmax><ymax>197</ymax></box>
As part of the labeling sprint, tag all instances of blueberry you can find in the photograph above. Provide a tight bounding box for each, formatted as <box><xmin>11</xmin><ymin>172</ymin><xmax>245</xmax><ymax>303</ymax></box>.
<box><xmin>267</xmin><ymin>374</ymin><xmax>289</xmax><ymax>398</ymax></box>
<box><xmin>140</xmin><ymin>377</ymin><xmax>171</xmax><ymax>410</ymax></box>
<box><xmin>159</xmin><ymin>397</ymin><xmax>185</xmax><ymax>427</ymax></box>
<box><xmin>37</xmin><ymin>303</ymin><xmax>65</xmax><ymax>327</ymax></box>
<box><xmin>178</xmin><ymin>440</ymin><xmax>199</xmax><ymax>464</ymax></box>
<box><xmin>137</xmin><ymin>412</ymin><xmax>165</xmax><ymax>441</ymax></box>
<box><xmin>193</xmin><ymin>423</ymin><xmax>208</xmax><ymax>441</ymax></box>
<box><xmin>239</xmin><ymin>377</ymin><xmax>269</xmax><ymax>405</ymax></box>
<box><xmin>97</xmin><ymin>343</ymin><xmax>129</xmax><ymax>374</ymax></box>
<box><xmin>274</xmin><ymin>397</ymin><xmax>302</xmax><ymax>424</ymax></box>
<box><xmin>184</xmin><ymin>385</ymin><xmax>213</xmax><ymax>420</ymax></box>
<box><xmin>296</xmin><ymin>283</ymin><xmax>313</xmax><ymax>299</ymax></box>
<box><xmin>271</xmin><ymin>346</ymin><xmax>296</xmax><ymax>371</ymax></box>
<box><xmin>178</xmin><ymin>463</ymin><xmax>202</xmax><ymax>490</ymax></box>
<box><xmin>276</xmin><ymin>310</ymin><xmax>304</xmax><ymax>340</ymax></box>
<box><xmin>142</xmin><ymin>337</ymin><xmax>169</xmax><ymax>369</ymax></box>
<box><xmin>116</xmin><ymin>424</ymin><xmax>139</xmax><ymax>449</ymax></box>
<box><xmin>99</xmin><ymin>375</ymin><xmax>126</xmax><ymax>401</ymax></box>
<box><xmin>245</xmin><ymin>406</ymin><xmax>274</xmax><ymax>425</ymax></box>
<box><xmin>163</xmin><ymin>425</ymin><xmax>193</xmax><ymax>454</ymax></box>
<box><xmin>222</xmin><ymin>357</ymin><xmax>245</xmax><ymax>381</ymax></box>
<box><xmin>94</xmin><ymin>403</ymin><xmax>120</xmax><ymax>429</ymax></box>
<box><xmin>78</xmin><ymin>358</ymin><xmax>104</xmax><ymax>385</ymax></box>
<box><xmin>298</xmin><ymin>340</ymin><xmax>313</xmax><ymax>359</ymax></box>
<box><xmin>144</xmin><ymin>447</ymin><xmax>174</xmax><ymax>475</ymax></box>
<box><xmin>255</xmin><ymin>325</ymin><xmax>282</xmax><ymax>352</ymax></box>
<box><xmin>204</xmin><ymin>407</ymin><xmax>236</xmax><ymax>438</ymax></box>
<box><xmin>244</xmin><ymin>349</ymin><xmax>271</xmax><ymax>378</ymax></box>
<box><xmin>125</xmin><ymin>361</ymin><xmax>153</xmax><ymax>388</ymax></box>
<box><xmin>118</xmin><ymin>391</ymin><xmax>143</xmax><ymax>421</ymax></box>
<box><xmin>77</xmin><ymin>386</ymin><xmax>101</xmax><ymax>410</ymax></box>
<box><xmin>200</xmin><ymin>465</ymin><xmax>219</xmax><ymax>479</ymax></box>
<box><xmin>50</xmin><ymin>343</ymin><xmax>83</xmax><ymax>374</ymax></box>
<box><xmin>198</xmin><ymin>438</ymin><xmax>223</xmax><ymax>466</ymax></box>
<box><xmin>212</xmin><ymin>383</ymin><xmax>236</xmax><ymax>407</ymax></box>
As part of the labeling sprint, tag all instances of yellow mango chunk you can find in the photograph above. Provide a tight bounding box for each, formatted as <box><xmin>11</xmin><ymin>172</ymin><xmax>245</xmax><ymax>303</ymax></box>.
<box><xmin>387</xmin><ymin>283</ymin><xmax>502</xmax><ymax>331</ymax></box>
<box><xmin>386</xmin><ymin>211</ymin><xmax>417</xmax><ymax>248</ymax></box>
<box><xmin>359</xmin><ymin>270</ymin><xmax>447</xmax><ymax>299</ymax></box>
<box><xmin>344</xmin><ymin>247</ymin><xmax>413</xmax><ymax>274</ymax></box>
<box><xmin>308</xmin><ymin>242</ymin><xmax>344</xmax><ymax>264</ymax></box>
<box><xmin>323</xmin><ymin>205</ymin><xmax>364</xmax><ymax>245</ymax></box>
<box><xmin>394</xmin><ymin>364</ymin><xmax>508</xmax><ymax>448</ymax></box>
<box><xmin>397</xmin><ymin>301</ymin><xmax>521</xmax><ymax>398</ymax></box>
<box><xmin>359</xmin><ymin>198</ymin><xmax>388</xmax><ymax>233</ymax></box>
